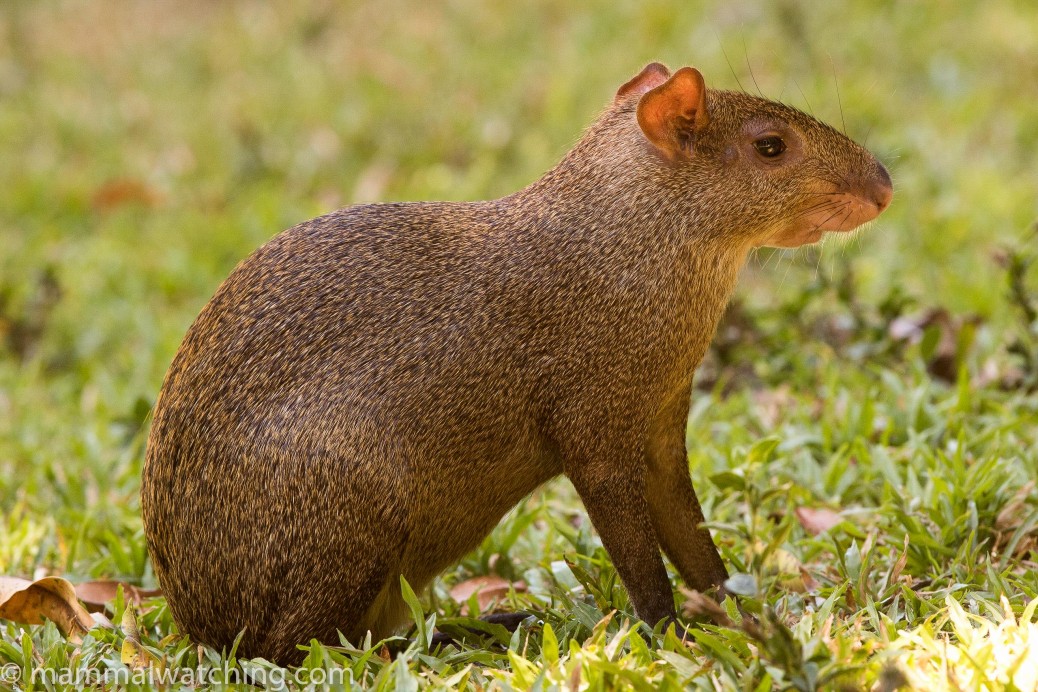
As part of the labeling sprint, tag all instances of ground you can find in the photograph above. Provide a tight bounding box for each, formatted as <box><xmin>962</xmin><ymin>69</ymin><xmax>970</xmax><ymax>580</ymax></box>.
<box><xmin>1</xmin><ymin>1</ymin><xmax>1038</xmax><ymax>689</ymax></box>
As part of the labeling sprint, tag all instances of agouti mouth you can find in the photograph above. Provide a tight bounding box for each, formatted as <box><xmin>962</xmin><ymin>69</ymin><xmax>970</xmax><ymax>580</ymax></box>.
<box><xmin>765</xmin><ymin>188</ymin><xmax>891</xmax><ymax>249</ymax></box>
<box><xmin>811</xmin><ymin>192</ymin><xmax>888</xmax><ymax>232</ymax></box>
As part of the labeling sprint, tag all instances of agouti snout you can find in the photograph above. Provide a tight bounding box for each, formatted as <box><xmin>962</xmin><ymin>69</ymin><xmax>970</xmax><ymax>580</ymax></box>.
<box><xmin>142</xmin><ymin>62</ymin><xmax>891</xmax><ymax>663</ymax></box>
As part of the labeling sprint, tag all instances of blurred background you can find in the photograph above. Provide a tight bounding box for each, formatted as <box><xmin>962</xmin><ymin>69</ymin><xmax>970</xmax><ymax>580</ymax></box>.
<box><xmin>0</xmin><ymin>0</ymin><xmax>1036</xmax><ymax>579</ymax></box>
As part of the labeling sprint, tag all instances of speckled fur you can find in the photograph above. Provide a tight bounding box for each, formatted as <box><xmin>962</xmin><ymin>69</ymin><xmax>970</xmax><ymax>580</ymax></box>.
<box><xmin>142</xmin><ymin>68</ymin><xmax>889</xmax><ymax>664</ymax></box>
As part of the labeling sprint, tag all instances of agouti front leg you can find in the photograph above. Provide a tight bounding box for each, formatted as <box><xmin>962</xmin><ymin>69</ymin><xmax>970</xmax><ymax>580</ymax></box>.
<box><xmin>566</xmin><ymin>453</ymin><xmax>677</xmax><ymax>629</ymax></box>
<box><xmin>645</xmin><ymin>455</ymin><xmax>729</xmax><ymax>593</ymax></box>
<box><xmin>645</xmin><ymin>397</ymin><xmax>729</xmax><ymax>593</ymax></box>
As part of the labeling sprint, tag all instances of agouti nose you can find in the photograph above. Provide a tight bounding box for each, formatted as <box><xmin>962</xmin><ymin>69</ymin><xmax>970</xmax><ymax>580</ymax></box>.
<box><xmin>869</xmin><ymin>163</ymin><xmax>893</xmax><ymax>212</ymax></box>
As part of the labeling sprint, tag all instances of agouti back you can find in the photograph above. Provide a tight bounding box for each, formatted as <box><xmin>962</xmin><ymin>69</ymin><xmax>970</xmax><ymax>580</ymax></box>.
<box><xmin>142</xmin><ymin>62</ymin><xmax>892</xmax><ymax>664</ymax></box>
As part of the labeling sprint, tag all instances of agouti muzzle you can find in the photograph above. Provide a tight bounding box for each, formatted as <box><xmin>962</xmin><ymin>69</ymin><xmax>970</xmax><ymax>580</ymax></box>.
<box><xmin>143</xmin><ymin>62</ymin><xmax>892</xmax><ymax>663</ymax></box>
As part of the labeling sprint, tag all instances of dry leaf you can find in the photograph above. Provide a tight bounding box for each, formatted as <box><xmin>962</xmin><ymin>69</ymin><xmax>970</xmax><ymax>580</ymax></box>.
<box><xmin>890</xmin><ymin>534</ymin><xmax>910</xmax><ymax>585</ymax></box>
<box><xmin>568</xmin><ymin>658</ymin><xmax>582</xmax><ymax>691</ymax></box>
<box><xmin>752</xmin><ymin>385</ymin><xmax>794</xmax><ymax>429</ymax></box>
<box><xmin>765</xmin><ymin>548</ymin><xmax>810</xmax><ymax>592</ymax></box>
<box><xmin>679</xmin><ymin>587</ymin><xmax>731</xmax><ymax>626</ymax></box>
<box><xmin>448</xmin><ymin>575</ymin><xmax>526</xmax><ymax>615</ymax></box>
<box><xmin>799</xmin><ymin>567</ymin><xmax>819</xmax><ymax>592</ymax></box>
<box><xmin>795</xmin><ymin>507</ymin><xmax>843</xmax><ymax>535</ymax></box>
<box><xmin>887</xmin><ymin>307</ymin><xmax>981</xmax><ymax>384</ymax></box>
<box><xmin>92</xmin><ymin>178</ymin><xmax>161</xmax><ymax>211</ymax></box>
<box><xmin>996</xmin><ymin>481</ymin><xmax>1036</xmax><ymax>532</ymax></box>
<box><xmin>888</xmin><ymin>308</ymin><xmax>951</xmax><ymax>343</ymax></box>
<box><xmin>91</xmin><ymin>611</ymin><xmax>115</xmax><ymax>629</ymax></box>
<box><xmin>994</xmin><ymin>482</ymin><xmax>1037</xmax><ymax>558</ymax></box>
<box><xmin>0</xmin><ymin>576</ymin><xmax>95</xmax><ymax>643</ymax></box>
<box><xmin>76</xmin><ymin>580</ymin><xmax>162</xmax><ymax>613</ymax></box>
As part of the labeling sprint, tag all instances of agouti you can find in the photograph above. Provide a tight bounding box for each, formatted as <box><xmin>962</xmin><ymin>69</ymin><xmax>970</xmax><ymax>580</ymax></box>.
<box><xmin>142</xmin><ymin>62</ymin><xmax>892</xmax><ymax>664</ymax></box>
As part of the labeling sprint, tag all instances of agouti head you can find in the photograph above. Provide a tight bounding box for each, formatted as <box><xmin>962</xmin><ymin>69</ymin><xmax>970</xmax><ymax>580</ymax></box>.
<box><xmin>604</xmin><ymin>62</ymin><xmax>893</xmax><ymax>250</ymax></box>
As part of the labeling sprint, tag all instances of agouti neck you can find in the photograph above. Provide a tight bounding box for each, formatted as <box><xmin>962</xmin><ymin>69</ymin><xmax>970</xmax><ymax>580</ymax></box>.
<box><xmin>501</xmin><ymin>117</ymin><xmax>747</xmax><ymax>332</ymax></box>
<box><xmin>515</xmin><ymin>108</ymin><xmax>747</xmax><ymax>258</ymax></box>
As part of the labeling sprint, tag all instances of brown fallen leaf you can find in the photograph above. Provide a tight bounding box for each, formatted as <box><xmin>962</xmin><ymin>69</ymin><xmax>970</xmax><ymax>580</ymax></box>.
<box><xmin>994</xmin><ymin>482</ymin><xmax>1037</xmax><ymax>557</ymax></box>
<box><xmin>76</xmin><ymin>580</ymin><xmax>162</xmax><ymax>613</ymax></box>
<box><xmin>752</xmin><ymin>385</ymin><xmax>795</xmax><ymax>429</ymax></box>
<box><xmin>679</xmin><ymin>587</ymin><xmax>731</xmax><ymax>626</ymax></box>
<box><xmin>768</xmin><ymin>549</ymin><xmax>810</xmax><ymax>593</ymax></box>
<box><xmin>798</xmin><ymin>567</ymin><xmax>819</xmax><ymax>592</ymax></box>
<box><xmin>91</xmin><ymin>178</ymin><xmax>162</xmax><ymax>212</ymax></box>
<box><xmin>890</xmin><ymin>534</ymin><xmax>910</xmax><ymax>586</ymax></box>
<box><xmin>0</xmin><ymin>576</ymin><xmax>95</xmax><ymax>643</ymax></box>
<box><xmin>996</xmin><ymin>481</ymin><xmax>1036</xmax><ymax>532</ymax></box>
<box><xmin>795</xmin><ymin>507</ymin><xmax>843</xmax><ymax>536</ymax></box>
<box><xmin>887</xmin><ymin>307</ymin><xmax>981</xmax><ymax>384</ymax></box>
<box><xmin>448</xmin><ymin>575</ymin><xmax>526</xmax><ymax>615</ymax></box>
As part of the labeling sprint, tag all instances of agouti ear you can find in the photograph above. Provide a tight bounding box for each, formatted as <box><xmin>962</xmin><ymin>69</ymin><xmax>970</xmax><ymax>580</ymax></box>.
<box><xmin>615</xmin><ymin>62</ymin><xmax>671</xmax><ymax>101</ymax></box>
<box><xmin>636</xmin><ymin>66</ymin><xmax>710</xmax><ymax>160</ymax></box>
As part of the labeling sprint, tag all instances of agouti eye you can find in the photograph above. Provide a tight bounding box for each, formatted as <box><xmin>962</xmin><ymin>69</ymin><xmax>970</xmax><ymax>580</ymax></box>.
<box><xmin>753</xmin><ymin>136</ymin><xmax>786</xmax><ymax>158</ymax></box>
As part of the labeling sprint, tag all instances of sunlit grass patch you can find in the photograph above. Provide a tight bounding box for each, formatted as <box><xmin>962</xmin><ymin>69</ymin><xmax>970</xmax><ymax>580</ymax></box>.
<box><xmin>891</xmin><ymin>596</ymin><xmax>1038</xmax><ymax>691</ymax></box>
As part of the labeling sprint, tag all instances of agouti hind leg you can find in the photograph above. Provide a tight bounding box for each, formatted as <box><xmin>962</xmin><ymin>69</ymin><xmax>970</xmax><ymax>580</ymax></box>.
<box><xmin>361</xmin><ymin>577</ymin><xmax>413</xmax><ymax>641</ymax></box>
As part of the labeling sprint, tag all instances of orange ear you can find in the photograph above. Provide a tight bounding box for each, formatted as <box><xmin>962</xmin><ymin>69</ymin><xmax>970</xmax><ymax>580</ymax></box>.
<box><xmin>615</xmin><ymin>62</ymin><xmax>671</xmax><ymax>101</ymax></box>
<box><xmin>636</xmin><ymin>67</ymin><xmax>710</xmax><ymax>160</ymax></box>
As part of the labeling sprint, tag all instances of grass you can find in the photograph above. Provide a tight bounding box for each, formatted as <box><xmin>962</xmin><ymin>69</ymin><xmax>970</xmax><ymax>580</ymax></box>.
<box><xmin>2</xmin><ymin>0</ymin><xmax>1038</xmax><ymax>689</ymax></box>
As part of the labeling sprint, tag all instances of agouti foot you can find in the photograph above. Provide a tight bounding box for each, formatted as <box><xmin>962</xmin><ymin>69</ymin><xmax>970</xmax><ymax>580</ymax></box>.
<box><xmin>430</xmin><ymin>611</ymin><xmax>535</xmax><ymax>650</ymax></box>
<box><xmin>479</xmin><ymin>611</ymin><xmax>535</xmax><ymax>631</ymax></box>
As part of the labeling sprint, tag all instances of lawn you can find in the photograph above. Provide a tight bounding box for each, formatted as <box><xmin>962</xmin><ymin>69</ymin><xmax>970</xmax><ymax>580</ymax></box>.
<box><xmin>2</xmin><ymin>0</ymin><xmax>1038</xmax><ymax>689</ymax></box>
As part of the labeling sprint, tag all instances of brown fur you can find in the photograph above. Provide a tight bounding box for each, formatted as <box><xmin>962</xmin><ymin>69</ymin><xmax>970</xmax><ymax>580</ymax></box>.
<box><xmin>141</xmin><ymin>63</ymin><xmax>891</xmax><ymax>664</ymax></box>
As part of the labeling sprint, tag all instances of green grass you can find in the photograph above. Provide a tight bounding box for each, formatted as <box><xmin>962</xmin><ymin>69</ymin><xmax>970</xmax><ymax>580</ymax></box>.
<box><xmin>2</xmin><ymin>0</ymin><xmax>1038</xmax><ymax>689</ymax></box>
